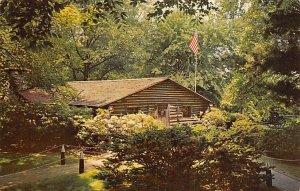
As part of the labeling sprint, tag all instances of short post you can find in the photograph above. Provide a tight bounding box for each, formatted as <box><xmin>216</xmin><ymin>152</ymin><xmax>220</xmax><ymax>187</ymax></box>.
<box><xmin>79</xmin><ymin>151</ymin><xmax>84</xmax><ymax>174</ymax></box>
<box><xmin>61</xmin><ymin>144</ymin><xmax>65</xmax><ymax>165</ymax></box>
<box><xmin>266</xmin><ymin>169</ymin><xmax>272</xmax><ymax>187</ymax></box>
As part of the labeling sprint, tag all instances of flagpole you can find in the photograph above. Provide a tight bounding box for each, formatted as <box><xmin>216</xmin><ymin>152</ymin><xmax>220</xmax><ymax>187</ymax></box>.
<box><xmin>194</xmin><ymin>55</ymin><xmax>197</xmax><ymax>92</ymax></box>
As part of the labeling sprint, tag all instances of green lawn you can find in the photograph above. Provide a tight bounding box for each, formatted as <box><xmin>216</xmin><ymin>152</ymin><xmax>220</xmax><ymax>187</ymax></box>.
<box><xmin>4</xmin><ymin>170</ymin><xmax>280</xmax><ymax>191</ymax></box>
<box><xmin>0</xmin><ymin>151</ymin><xmax>77</xmax><ymax>176</ymax></box>
<box><xmin>3</xmin><ymin>169</ymin><xmax>105</xmax><ymax>191</ymax></box>
<box><xmin>260</xmin><ymin>155</ymin><xmax>300</xmax><ymax>179</ymax></box>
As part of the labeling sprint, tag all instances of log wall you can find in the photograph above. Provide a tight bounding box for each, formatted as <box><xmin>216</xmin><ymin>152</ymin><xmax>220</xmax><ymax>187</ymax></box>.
<box><xmin>109</xmin><ymin>79</ymin><xmax>210</xmax><ymax>117</ymax></box>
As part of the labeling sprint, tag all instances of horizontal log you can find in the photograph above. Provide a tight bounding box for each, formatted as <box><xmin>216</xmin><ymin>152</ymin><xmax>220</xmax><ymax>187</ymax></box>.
<box><xmin>169</xmin><ymin>112</ymin><xmax>183</xmax><ymax>115</ymax></box>
<box><xmin>169</xmin><ymin>115</ymin><xmax>183</xmax><ymax>118</ymax></box>
<box><xmin>114</xmin><ymin>100</ymin><xmax>208</xmax><ymax>104</ymax></box>
<box><xmin>133</xmin><ymin>92</ymin><xmax>202</xmax><ymax>97</ymax></box>
<box><xmin>126</xmin><ymin>93</ymin><xmax>205</xmax><ymax>98</ymax></box>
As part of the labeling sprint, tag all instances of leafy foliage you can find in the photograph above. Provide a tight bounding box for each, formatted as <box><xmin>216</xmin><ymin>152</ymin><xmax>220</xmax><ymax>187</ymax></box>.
<box><xmin>77</xmin><ymin>109</ymin><xmax>164</xmax><ymax>146</ymax></box>
<box><xmin>0</xmin><ymin>0</ymin><xmax>298</xmax><ymax>183</ymax></box>
<box><xmin>220</xmin><ymin>0</ymin><xmax>299</xmax><ymax>120</ymax></box>
<box><xmin>262</xmin><ymin>0</ymin><xmax>300</xmax><ymax>104</ymax></box>
<box><xmin>77</xmin><ymin>110</ymin><xmax>266</xmax><ymax>191</ymax></box>
<box><xmin>200</xmin><ymin>108</ymin><xmax>227</xmax><ymax>128</ymax></box>
<box><xmin>51</xmin><ymin>3</ymin><xmax>150</xmax><ymax>81</ymax></box>
<box><xmin>0</xmin><ymin>0</ymin><xmax>216</xmax><ymax>47</ymax></box>
<box><xmin>132</xmin><ymin>0</ymin><xmax>217</xmax><ymax>20</ymax></box>
<box><xmin>0</xmin><ymin>0</ymin><xmax>64</xmax><ymax>47</ymax></box>
<box><xmin>99</xmin><ymin>125</ymin><xmax>266</xmax><ymax>191</ymax></box>
<box><xmin>260</xmin><ymin>118</ymin><xmax>300</xmax><ymax>157</ymax></box>
<box><xmin>193</xmin><ymin>126</ymin><xmax>264</xmax><ymax>191</ymax></box>
<box><xmin>0</xmin><ymin>100</ymin><xmax>91</xmax><ymax>150</ymax></box>
<box><xmin>0</xmin><ymin>22</ymin><xmax>31</xmax><ymax>100</ymax></box>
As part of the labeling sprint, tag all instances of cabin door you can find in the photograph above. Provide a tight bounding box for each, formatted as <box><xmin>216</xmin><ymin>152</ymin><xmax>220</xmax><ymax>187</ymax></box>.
<box><xmin>157</xmin><ymin>105</ymin><xmax>168</xmax><ymax>127</ymax></box>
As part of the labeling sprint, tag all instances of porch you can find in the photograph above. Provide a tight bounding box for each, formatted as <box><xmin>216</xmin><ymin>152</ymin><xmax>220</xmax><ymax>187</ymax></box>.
<box><xmin>158</xmin><ymin>104</ymin><xmax>203</xmax><ymax>127</ymax></box>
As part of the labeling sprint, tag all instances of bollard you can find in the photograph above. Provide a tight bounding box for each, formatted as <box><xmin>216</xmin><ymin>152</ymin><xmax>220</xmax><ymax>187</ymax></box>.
<box><xmin>61</xmin><ymin>144</ymin><xmax>65</xmax><ymax>165</ymax></box>
<box><xmin>266</xmin><ymin>169</ymin><xmax>272</xmax><ymax>187</ymax></box>
<box><xmin>79</xmin><ymin>151</ymin><xmax>84</xmax><ymax>174</ymax></box>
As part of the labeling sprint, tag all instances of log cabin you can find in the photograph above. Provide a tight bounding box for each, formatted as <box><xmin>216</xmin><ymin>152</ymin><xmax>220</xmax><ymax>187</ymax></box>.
<box><xmin>68</xmin><ymin>77</ymin><xmax>212</xmax><ymax>127</ymax></box>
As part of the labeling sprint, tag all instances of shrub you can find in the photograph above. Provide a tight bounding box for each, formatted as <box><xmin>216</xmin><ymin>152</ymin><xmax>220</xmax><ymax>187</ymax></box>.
<box><xmin>200</xmin><ymin>108</ymin><xmax>227</xmax><ymax>128</ymax></box>
<box><xmin>199</xmin><ymin>108</ymin><xmax>265</xmax><ymax>148</ymax></box>
<box><xmin>259</xmin><ymin>119</ymin><xmax>300</xmax><ymax>158</ymax></box>
<box><xmin>195</xmin><ymin>125</ymin><xmax>264</xmax><ymax>191</ymax></box>
<box><xmin>77</xmin><ymin>110</ymin><xmax>266</xmax><ymax>191</ymax></box>
<box><xmin>98</xmin><ymin>126</ymin><xmax>206</xmax><ymax>191</ymax></box>
<box><xmin>0</xmin><ymin>100</ymin><xmax>91</xmax><ymax>151</ymax></box>
<box><xmin>76</xmin><ymin>110</ymin><xmax>164</xmax><ymax>147</ymax></box>
<box><xmin>97</xmin><ymin>124</ymin><xmax>265</xmax><ymax>191</ymax></box>
<box><xmin>230</xmin><ymin>119</ymin><xmax>265</xmax><ymax>147</ymax></box>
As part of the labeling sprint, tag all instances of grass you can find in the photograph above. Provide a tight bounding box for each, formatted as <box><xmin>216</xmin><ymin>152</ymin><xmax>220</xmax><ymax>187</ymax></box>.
<box><xmin>5</xmin><ymin>170</ymin><xmax>280</xmax><ymax>191</ymax></box>
<box><xmin>2</xmin><ymin>166</ymin><xmax>282</xmax><ymax>191</ymax></box>
<box><xmin>4</xmin><ymin>169</ymin><xmax>106</xmax><ymax>191</ymax></box>
<box><xmin>260</xmin><ymin>155</ymin><xmax>300</xmax><ymax>179</ymax></box>
<box><xmin>0</xmin><ymin>151</ymin><xmax>77</xmax><ymax>176</ymax></box>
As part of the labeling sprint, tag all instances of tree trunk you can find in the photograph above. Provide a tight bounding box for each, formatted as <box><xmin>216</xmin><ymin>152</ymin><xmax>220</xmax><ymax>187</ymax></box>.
<box><xmin>83</xmin><ymin>71</ymin><xmax>89</xmax><ymax>81</ymax></box>
<box><xmin>83</xmin><ymin>63</ymin><xmax>90</xmax><ymax>81</ymax></box>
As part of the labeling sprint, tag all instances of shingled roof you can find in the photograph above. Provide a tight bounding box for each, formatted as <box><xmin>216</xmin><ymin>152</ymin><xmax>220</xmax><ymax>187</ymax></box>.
<box><xmin>68</xmin><ymin>77</ymin><xmax>168</xmax><ymax>107</ymax></box>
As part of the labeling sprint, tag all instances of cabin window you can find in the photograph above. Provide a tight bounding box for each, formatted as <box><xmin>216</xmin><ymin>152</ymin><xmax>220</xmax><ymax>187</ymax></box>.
<box><xmin>126</xmin><ymin>107</ymin><xmax>139</xmax><ymax>114</ymax></box>
<box><xmin>182</xmin><ymin>106</ymin><xmax>192</xmax><ymax>117</ymax></box>
<box><xmin>157</xmin><ymin>105</ymin><xmax>167</xmax><ymax>117</ymax></box>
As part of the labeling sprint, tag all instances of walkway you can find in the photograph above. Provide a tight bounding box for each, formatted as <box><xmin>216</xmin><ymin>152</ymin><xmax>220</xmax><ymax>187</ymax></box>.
<box><xmin>272</xmin><ymin>170</ymin><xmax>300</xmax><ymax>191</ymax></box>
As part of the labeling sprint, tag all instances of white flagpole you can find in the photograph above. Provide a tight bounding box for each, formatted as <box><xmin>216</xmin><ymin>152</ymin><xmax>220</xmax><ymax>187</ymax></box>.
<box><xmin>194</xmin><ymin>55</ymin><xmax>197</xmax><ymax>92</ymax></box>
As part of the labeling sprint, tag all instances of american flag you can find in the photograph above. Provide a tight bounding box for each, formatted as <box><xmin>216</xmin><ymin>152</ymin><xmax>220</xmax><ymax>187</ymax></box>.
<box><xmin>189</xmin><ymin>32</ymin><xmax>199</xmax><ymax>54</ymax></box>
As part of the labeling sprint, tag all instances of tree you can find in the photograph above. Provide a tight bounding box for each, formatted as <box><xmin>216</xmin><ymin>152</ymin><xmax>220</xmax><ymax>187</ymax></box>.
<box><xmin>137</xmin><ymin>11</ymin><xmax>238</xmax><ymax>104</ymax></box>
<box><xmin>262</xmin><ymin>0</ymin><xmax>300</xmax><ymax>104</ymax></box>
<box><xmin>0</xmin><ymin>20</ymin><xmax>31</xmax><ymax>100</ymax></box>
<box><xmin>0</xmin><ymin>0</ymin><xmax>216</xmax><ymax>47</ymax></box>
<box><xmin>219</xmin><ymin>0</ymin><xmax>299</xmax><ymax>120</ymax></box>
<box><xmin>50</xmin><ymin>4</ymin><xmax>149</xmax><ymax>81</ymax></box>
<box><xmin>0</xmin><ymin>0</ymin><xmax>64</xmax><ymax>47</ymax></box>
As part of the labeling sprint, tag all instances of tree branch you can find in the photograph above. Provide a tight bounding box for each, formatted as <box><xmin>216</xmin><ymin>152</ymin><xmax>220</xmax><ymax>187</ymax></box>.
<box><xmin>0</xmin><ymin>47</ymin><xmax>17</xmax><ymax>60</ymax></box>
<box><xmin>98</xmin><ymin>65</ymin><xmax>123</xmax><ymax>79</ymax></box>
<box><xmin>89</xmin><ymin>54</ymin><xmax>117</xmax><ymax>71</ymax></box>
<box><xmin>70</xmin><ymin>29</ymin><xmax>85</xmax><ymax>61</ymax></box>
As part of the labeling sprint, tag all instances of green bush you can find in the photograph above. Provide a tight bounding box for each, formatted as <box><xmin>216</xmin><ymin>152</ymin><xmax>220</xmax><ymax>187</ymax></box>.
<box><xmin>200</xmin><ymin>108</ymin><xmax>265</xmax><ymax>148</ymax></box>
<box><xmin>76</xmin><ymin>110</ymin><xmax>267</xmax><ymax>191</ymax></box>
<box><xmin>260</xmin><ymin>119</ymin><xmax>300</xmax><ymax>158</ymax></box>
<box><xmin>98</xmin><ymin>126</ymin><xmax>206</xmax><ymax>191</ymax></box>
<box><xmin>96</xmin><ymin>124</ymin><xmax>265</xmax><ymax>191</ymax></box>
<box><xmin>230</xmin><ymin>119</ymin><xmax>265</xmax><ymax>147</ymax></box>
<box><xmin>194</xmin><ymin>125</ymin><xmax>264</xmax><ymax>191</ymax></box>
<box><xmin>201</xmin><ymin>108</ymin><xmax>300</xmax><ymax>158</ymax></box>
<box><xmin>0</xmin><ymin>100</ymin><xmax>91</xmax><ymax>151</ymax></box>
<box><xmin>200</xmin><ymin>108</ymin><xmax>227</xmax><ymax>128</ymax></box>
<box><xmin>76</xmin><ymin>109</ymin><xmax>164</xmax><ymax>147</ymax></box>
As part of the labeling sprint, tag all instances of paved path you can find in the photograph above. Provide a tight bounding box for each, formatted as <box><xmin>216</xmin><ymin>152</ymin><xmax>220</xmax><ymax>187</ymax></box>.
<box><xmin>0</xmin><ymin>158</ymin><xmax>105</xmax><ymax>190</ymax></box>
<box><xmin>272</xmin><ymin>170</ymin><xmax>300</xmax><ymax>191</ymax></box>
